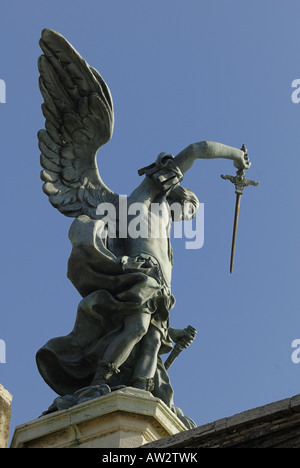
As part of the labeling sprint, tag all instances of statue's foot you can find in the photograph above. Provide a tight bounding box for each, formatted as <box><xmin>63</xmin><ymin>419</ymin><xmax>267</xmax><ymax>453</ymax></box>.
<box><xmin>74</xmin><ymin>384</ymin><xmax>111</xmax><ymax>405</ymax></box>
<box><xmin>40</xmin><ymin>384</ymin><xmax>111</xmax><ymax>416</ymax></box>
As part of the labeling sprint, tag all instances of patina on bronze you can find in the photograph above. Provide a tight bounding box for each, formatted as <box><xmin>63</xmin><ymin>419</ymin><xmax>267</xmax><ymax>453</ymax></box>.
<box><xmin>35</xmin><ymin>29</ymin><xmax>255</xmax><ymax>427</ymax></box>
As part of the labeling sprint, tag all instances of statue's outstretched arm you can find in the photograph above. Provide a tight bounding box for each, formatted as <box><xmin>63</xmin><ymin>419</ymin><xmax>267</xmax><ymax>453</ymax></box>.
<box><xmin>173</xmin><ymin>141</ymin><xmax>250</xmax><ymax>174</ymax></box>
<box><xmin>131</xmin><ymin>141</ymin><xmax>250</xmax><ymax>204</ymax></box>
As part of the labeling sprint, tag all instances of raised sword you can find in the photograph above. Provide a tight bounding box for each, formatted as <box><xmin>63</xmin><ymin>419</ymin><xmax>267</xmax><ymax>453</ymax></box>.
<box><xmin>221</xmin><ymin>145</ymin><xmax>259</xmax><ymax>273</ymax></box>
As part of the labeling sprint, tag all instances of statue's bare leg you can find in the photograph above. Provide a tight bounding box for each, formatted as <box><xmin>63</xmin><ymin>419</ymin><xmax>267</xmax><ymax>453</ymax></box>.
<box><xmin>130</xmin><ymin>325</ymin><xmax>161</xmax><ymax>391</ymax></box>
<box><xmin>91</xmin><ymin>312</ymin><xmax>151</xmax><ymax>386</ymax></box>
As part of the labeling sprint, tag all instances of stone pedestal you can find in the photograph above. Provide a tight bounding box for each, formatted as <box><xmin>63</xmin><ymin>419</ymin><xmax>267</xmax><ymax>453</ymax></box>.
<box><xmin>0</xmin><ymin>384</ymin><xmax>13</xmax><ymax>448</ymax></box>
<box><xmin>10</xmin><ymin>387</ymin><xmax>187</xmax><ymax>448</ymax></box>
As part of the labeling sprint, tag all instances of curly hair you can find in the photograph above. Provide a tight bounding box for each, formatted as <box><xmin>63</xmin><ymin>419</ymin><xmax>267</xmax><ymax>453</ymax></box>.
<box><xmin>167</xmin><ymin>185</ymin><xmax>199</xmax><ymax>221</ymax></box>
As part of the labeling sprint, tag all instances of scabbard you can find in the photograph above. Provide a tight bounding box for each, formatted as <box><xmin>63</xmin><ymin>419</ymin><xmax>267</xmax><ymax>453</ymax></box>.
<box><xmin>164</xmin><ymin>343</ymin><xmax>184</xmax><ymax>371</ymax></box>
<box><xmin>164</xmin><ymin>325</ymin><xmax>197</xmax><ymax>370</ymax></box>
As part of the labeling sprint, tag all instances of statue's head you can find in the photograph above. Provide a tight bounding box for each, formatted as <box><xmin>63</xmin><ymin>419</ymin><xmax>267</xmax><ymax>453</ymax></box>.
<box><xmin>167</xmin><ymin>185</ymin><xmax>199</xmax><ymax>221</ymax></box>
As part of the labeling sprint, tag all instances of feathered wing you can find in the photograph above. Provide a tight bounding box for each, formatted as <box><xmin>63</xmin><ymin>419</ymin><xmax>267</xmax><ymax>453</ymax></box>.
<box><xmin>38</xmin><ymin>28</ymin><xmax>117</xmax><ymax>218</ymax></box>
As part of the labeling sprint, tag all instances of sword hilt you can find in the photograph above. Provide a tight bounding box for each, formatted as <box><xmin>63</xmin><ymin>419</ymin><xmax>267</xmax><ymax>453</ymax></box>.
<box><xmin>221</xmin><ymin>144</ymin><xmax>259</xmax><ymax>195</ymax></box>
<box><xmin>221</xmin><ymin>170</ymin><xmax>259</xmax><ymax>195</ymax></box>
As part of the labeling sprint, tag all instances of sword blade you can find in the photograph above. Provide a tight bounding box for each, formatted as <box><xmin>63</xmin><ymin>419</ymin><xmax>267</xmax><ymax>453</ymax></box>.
<box><xmin>230</xmin><ymin>193</ymin><xmax>241</xmax><ymax>273</ymax></box>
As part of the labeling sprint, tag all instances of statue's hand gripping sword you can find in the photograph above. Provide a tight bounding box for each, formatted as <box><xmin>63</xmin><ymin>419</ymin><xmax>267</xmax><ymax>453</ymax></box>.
<box><xmin>164</xmin><ymin>325</ymin><xmax>197</xmax><ymax>371</ymax></box>
<box><xmin>221</xmin><ymin>145</ymin><xmax>259</xmax><ymax>274</ymax></box>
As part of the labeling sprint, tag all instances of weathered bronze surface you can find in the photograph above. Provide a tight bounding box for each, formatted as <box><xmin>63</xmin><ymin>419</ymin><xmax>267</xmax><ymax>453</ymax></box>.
<box><xmin>36</xmin><ymin>29</ymin><xmax>253</xmax><ymax>427</ymax></box>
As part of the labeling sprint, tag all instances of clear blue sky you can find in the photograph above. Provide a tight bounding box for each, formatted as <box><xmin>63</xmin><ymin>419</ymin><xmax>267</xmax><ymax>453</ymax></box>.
<box><xmin>1</xmin><ymin>0</ymin><xmax>300</xmax><ymax>443</ymax></box>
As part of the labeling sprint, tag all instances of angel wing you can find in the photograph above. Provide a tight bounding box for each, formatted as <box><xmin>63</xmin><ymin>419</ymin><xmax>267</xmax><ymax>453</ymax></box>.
<box><xmin>38</xmin><ymin>28</ymin><xmax>117</xmax><ymax>218</ymax></box>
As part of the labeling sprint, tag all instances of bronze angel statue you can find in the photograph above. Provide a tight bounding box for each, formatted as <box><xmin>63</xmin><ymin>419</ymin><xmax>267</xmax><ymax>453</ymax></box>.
<box><xmin>36</xmin><ymin>29</ymin><xmax>251</xmax><ymax>427</ymax></box>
